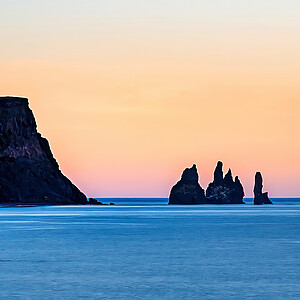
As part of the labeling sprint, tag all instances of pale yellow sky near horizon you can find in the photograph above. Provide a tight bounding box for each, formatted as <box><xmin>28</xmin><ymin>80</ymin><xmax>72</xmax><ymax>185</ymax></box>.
<box><xmin>1</xmin><ymin>0</ymin><xmax>300</xmax><ymax>196</ymax></box>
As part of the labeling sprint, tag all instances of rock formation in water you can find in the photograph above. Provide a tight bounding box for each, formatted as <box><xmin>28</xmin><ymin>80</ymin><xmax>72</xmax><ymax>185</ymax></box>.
<box><xmin>88</xmin><ymin>198</ymin><xmax>100</xmax><ymax>205</ymax></box>
<box><xmin>0</xmin><ymin>96</ymin><xmax>87</xmax><ymax>204</ymax></box>
<box><xmin>169</xmin><ymin>162</ymin><xmax>245</xmax><ymax>205</ymax></box>
<box><xmin>206</xmin><ymin>161</ymin><xmax>245</xmax><ymax>204</ymax></box>
<box><xmin>253</xmin><ymin>172</ymin><xmax>272</xmax><ymax>205</ymax></box>
<box><xmin>169</xmin><ymin>164</ymin><xmax>206</xmax><ymax>204</ymax></box>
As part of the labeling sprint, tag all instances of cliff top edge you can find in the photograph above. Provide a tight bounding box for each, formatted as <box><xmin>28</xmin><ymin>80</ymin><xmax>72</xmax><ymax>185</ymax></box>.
<box><xmin>0</xmin><ymin>96</ymin><xmax>29</xmax><ymax>106</ymax></box>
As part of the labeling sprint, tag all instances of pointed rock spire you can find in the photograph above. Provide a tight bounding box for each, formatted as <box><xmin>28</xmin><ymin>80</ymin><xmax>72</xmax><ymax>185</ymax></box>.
<box><xmin>224</xmin><ymin>169</ymin><xmax>234</xmax><ymax>186</ymax></box>
<box><xmin>181</xmin><ymin>164</ymin><xmax>198</xmax><ymax>183</ymax></box>
<box><xmin>213</xmin><ymin>161</ymin><xmax>224</xmax><ymax>183</ymax></box>
<box><xmin>254</xmin><ymin>172</ymin><xmax>272</xmax><ymax>205</ymax></box>
<box><xmin>235</xmin><ymin>176</ymin><xmax>245</xmax><ymax>201</ymax></box>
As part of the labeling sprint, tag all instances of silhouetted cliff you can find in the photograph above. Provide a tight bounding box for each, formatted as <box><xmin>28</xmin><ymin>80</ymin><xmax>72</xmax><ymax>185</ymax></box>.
<box><xmin>0</xmin><ymin>96</ymin><xmax>87</xmax><ymax>204</ymax></box>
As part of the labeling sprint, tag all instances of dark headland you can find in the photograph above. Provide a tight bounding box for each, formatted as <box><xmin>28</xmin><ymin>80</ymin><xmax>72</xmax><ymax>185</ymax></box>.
<box><xmin>0</xmin><ymin>96</ymin><xmax>87</xmax><ymax>204</ymax></box>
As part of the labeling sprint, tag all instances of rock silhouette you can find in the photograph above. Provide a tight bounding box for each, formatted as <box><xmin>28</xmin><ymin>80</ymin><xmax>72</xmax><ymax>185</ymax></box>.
<box><xmin>254</xmin><ymin>172</ymin><xmax>272</xmax><ymax>205</ymax></box>
<box><xmin>88</xmin><ymin>198</ymin><xmax>100</xmax><ymax>205</ymax></box>
<box><xmin>169</xmin><ymin>161</ymin><xmax>245</xmax><ymax>205</ymax></box>
<box><xmin>0</xmin><ymin>96</ymin><xmax>87</xmax><ymax>204</ymax></box>
<box><xmin>169</xmin><ymin>164</ymin><xmax>206</xmax><ymax>204</ymax></box>
<box><xmin>206</xmin><ymin>161</ymin><xmax>245</xmax><ymax>204</ymax></box>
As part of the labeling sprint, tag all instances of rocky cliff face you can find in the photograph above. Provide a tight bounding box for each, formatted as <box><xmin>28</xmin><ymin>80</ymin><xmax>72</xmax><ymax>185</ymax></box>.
<box><xmin>254</xmin><ymin>172</ymin><xmax>272</xmax><ymax>205</ymax></box>
<box><xmin>206</xmin><ymin>161</ymin><xmax>245</xmax><ymax>204</ymax></box>
<box><xmin>0</xmin><ymin>96</ymin><xmax>87</xmax><ymax>204</ymax></box>
<box><xmin>169</xmin><ymin>164</ymin><xmax>206</xmax><ymax>204</ymax></box>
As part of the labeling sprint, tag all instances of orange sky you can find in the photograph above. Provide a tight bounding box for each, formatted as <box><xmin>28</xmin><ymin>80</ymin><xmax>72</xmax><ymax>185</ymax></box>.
<box><xmin>1</xmin><ymin>1</ymin><xmax>299</xmax><ymax>197</ymax></box>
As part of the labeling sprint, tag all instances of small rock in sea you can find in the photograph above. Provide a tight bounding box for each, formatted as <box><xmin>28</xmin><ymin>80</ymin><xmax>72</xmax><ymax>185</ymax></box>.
<box><xmin>110</xmin><ymin>203</ymin><xmax>115</xmax><ymax>205</ymax></box>
<box><xmin>88</xmin><ymin>198</ymin><xmax>103</xmax><ymax>205</ymax></box>
<box><xmin>254</xmin><ymin>172</ymin><xmax>273</xmax><ymax>205</ymax></box>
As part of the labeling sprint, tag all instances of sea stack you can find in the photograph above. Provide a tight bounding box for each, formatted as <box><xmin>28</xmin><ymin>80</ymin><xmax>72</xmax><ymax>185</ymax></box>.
<box><xmin>206</xmin><ymin>161</ymin><xmax>245</xmax><ymax>204</ymax></box>
<box><xmin>254</xmin><ymin>172</ymin><xmax>272</xmax><ymax>205</ymax></box>
<box><xmin>0</xmin><ymin>96</ymin><xmax>87</xmax><ymax>204</ymax></box>
<box><xmin>169</xmin><ymin>164</ymin><xmax>206</xmax><ymax>204</ymax></box>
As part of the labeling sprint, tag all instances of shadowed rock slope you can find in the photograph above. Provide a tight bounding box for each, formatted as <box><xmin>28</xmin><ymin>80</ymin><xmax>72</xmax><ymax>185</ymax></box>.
<box><xmin>254</xmin><ymin>172</ymin><xmax>272</xmax><ymax>205</ymax></box>
<box><xmin>0</xmin><ymin>96</ymin><xmax>87</xmax><ymax>204</ymax></box>
<box><xmin>169</xmin><ymin>164</ymin><xmax>206</xmax><ymax>204</ymax></box>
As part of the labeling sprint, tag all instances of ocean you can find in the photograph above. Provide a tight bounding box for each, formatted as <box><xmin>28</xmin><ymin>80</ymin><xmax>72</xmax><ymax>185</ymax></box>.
<box><xmin>0</xmin><ymin>198</ymin><xmax>299</xmax><ymax>299</ymax></box>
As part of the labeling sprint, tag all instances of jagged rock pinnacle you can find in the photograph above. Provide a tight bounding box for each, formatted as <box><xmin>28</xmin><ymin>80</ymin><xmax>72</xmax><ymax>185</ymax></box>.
<box><xmin>206</xmin><ymin>161</ymin><xmax>245</xmax><ymax>204</ymax></box>
<box><xmin>254</xmin><ymin>172</ymin><xmax>272</xmax><ymax>205</ymax></box>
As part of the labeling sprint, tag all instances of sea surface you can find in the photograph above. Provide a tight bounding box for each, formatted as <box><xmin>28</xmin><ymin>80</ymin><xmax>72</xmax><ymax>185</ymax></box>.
<box><xmin>0</xmin><ymin>198</ymin><xmax>299</xmax><ymax>299</ymax></box>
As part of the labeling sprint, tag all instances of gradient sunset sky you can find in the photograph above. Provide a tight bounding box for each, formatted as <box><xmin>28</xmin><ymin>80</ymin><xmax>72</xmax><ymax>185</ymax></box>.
<box><xmin>1</xmin><ymin>0</ymin><xmax>299</xmax><ymax>197</ymax></box>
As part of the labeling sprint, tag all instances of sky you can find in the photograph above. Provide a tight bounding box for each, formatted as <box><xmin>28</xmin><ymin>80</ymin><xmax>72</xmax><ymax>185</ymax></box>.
<box><xmin>1</xmin><ymin>0</ymin><xmax>300</xmax><ymax>197</ymax></box>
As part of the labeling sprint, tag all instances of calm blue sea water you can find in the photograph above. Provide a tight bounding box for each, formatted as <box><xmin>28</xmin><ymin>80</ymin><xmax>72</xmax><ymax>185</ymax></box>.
<box><xmin>0</xmin><ymin>198</ymin><xmax>299</xmax><ymax>299</ymax></box>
